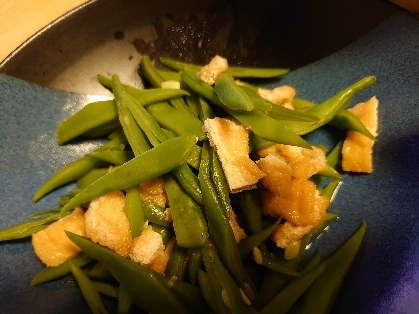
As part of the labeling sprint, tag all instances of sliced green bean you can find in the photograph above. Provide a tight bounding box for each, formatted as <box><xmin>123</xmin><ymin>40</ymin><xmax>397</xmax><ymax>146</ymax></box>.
<box><xmin>77</xmin><ymin>168</ymin><xmax>109</xmax><ymax>190</ymax></box>
<box><xmin>259</xmin><ymin>260</ymin><xmax>329</xmax><ymax>314</ymax></box>
<box><xmin>146</xmin><ymin>101</ymin><xmax>206</xmax><ymax>140</ymax></box>
<box><xmin>31</xmin><ymin>252</ymin><xmax>95</xmax><ymax>286</ymax></box>
<box><xmin>57</xmin><ymin>100</ymin><xmax>117</xmax><ymax>145</ymax></box>
<box><xmin>198</xmin><ymin>269</ymin><xmax>230</xmax><ymax>314</ymax></box>
<box><xmin>60</xmin><ymin>135</ymin><xmax>196</xmax><ymax>216</ymax></box>
<box><xmin>203</xmin><ymin>245</ymin><xmax>254</xmax><ymax>314</ymax></box>
<box><xmin>295</xmin><ymin>221</ymin><xmax>367</xmax><ymax>314</ymax></box>
<box><xmin>69</xmin><ymin>260</ymin><xmax>109</xmax><ymax>314</ymax></box>
<box><xmin>238</xmin><ymin>219</ymin><xmax>281</xmax><ymax>258</ymax></box>
<box><xmin>32</xmin><ymin>130</ymin><xmax>128</xmax><ymax>202</ymax></box>
<box><xmin>300</xmin><ymin>250</ymin><xmax>322</xmax><ymax>275</ymax></box>
<box><xmin>88</xmin><ymin>150</ymin><xmax>134</xmax><ymax>166</ymax></box>
<box><xmin>214</xmin><ymin>71</ymin><xmax>254</xmax><ymax>111</ymax></box>
<box><xmin>330</xmin><ymin>109</ymin><xmax>375</xmax><ymax>139</ymax></box>
<box><xmin>238</xmin><ymin>189</ymin><xmax>264</xmax><ymax>235</ymax></box>
<box><xmin>280</xmin><ymin>76</ymin><xmax>376</xmax><ymax>135</ymax></box>
<box><xmin>254</xmin><ymin>249</ymin><xmax>300</xmax><ymax>276</ymax></box>
<box><xmin>143</xmin><ymin>202</ymin><xmax>171</xmax><ymax>227</ymax></box>
<box><xmin>150</xmin><ymin>224</ymin><xmax>174</xmax><ymax>245</ymax></box>
<box><xmin>124</xmin><ymin>185</ymin><xmax>145</xmax><ymax>238</ymax></box>
<box><xmin>0</xmin><ymin>213</ymin><xmax>60</xmax><ymax>241</ymax></box>
<box><xmin>86</xmin><ymin>262</ymin><xmax>113</xmax><ymax>280</ymax></box>
<box><xmin>160</xmin><ymin>57</ymin><xmax>289</xmax><ymax>78</ymax></box>
<box><xmin>117</xmin><ymin>284</ymin><xmax>133</xmax><ymax>314</ymax></box>
<box><xmin>164</xmin><ymin>240</ymin><xmax>188</xmax><ymax>280</ymax></box>
<box><xmin>164</xmin><ymin>174</ymin><xmax>208</xmax><ymax>248</ymax></box>
<box><xmin>67</xmin><ymin>232</ymin><xmax>190</xmax><ymax>313</ymax></box>
<box><xmin>188</xmin><ymin>247</ymin><xmax>203</xmax><ymax>284</ymax></box>
<box><xmin>92</xmin><ymin>281</ymin><xmax>119</xmax><ymax>299</ymax></box>
<box><xmin>140</xmin><ymin>55</ymin><xmax>193</xmax><ymax>114</ymax></box>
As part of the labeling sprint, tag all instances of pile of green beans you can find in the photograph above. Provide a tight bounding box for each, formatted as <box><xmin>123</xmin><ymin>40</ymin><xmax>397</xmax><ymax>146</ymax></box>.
<box><xmin>0</xmin><ymin>55</ymin><xmax>374</xmax><ymax>313</ymax></box>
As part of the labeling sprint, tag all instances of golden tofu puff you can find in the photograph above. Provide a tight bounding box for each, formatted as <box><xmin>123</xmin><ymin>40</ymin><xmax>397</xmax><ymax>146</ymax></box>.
<box><xmin>342</xmin><ymin>96</ymin><xmax>379</xmax><ymax>173</ymax></box>
<box><xmin>229</xmin><ymin>207</ymin><xmax>246</xmax><ymax>243</ymax></box>
<box><xmin>271</xmin><ymin>221</ymin><xmax>314</xmax><ymax>249</ymax></box>
<box><xmin>258</xmin><ymin>144</ymin><xmax>326</xmax><ymax>181</ymax></box>
<box><xmin>257</xmin><ymin>85</ymin><xmax>296</xmax><ymax>110</ymax></box>
<box><xmin>139</xmin><ymin>178</ymin><xmax>168</xmax><ymax>208</ymax></box>
<box><xmin>85</xmin><ymin>191</ymin><xmax>131</xmax><ymax>257</ymax></box>
<box><xmin>203</xmin><ymin>117</ymin><xmax>265</xmax><ymax>193</ymax></box>
<box><xmin>197</xmin><ymin>55</ymin><xmax>228</xmax><ymax>85</ymax></box>
<box><xmin>257</xmin><ymin>153</ymin><xmax>292</xmax><ymax>196</ymax></box>
<box><xmin>147</xmin><ymin>237</ymin><xmax>176</xmax><ymax>274</ymax></box>
<box><xmin>32</xmin><ymin>207</ymin><xmax>86</xmax><ymax>267</ymax></box>
<box><xmin>261</xmin><ymin>179</ymin><xmax>329</xmax><ymax>227</ymax></box>
<box><xmin>129</xmin><ymin>225</ymin><xmax>164</xmax><ymax>266</ymax></box>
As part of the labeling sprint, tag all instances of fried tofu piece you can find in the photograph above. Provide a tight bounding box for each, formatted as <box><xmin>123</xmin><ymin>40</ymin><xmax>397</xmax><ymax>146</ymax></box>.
<box><xmin>148</xmin><ymin>237</ymin><xmax>175</xmax><ymax>274</ymax></box>
<box><xmin>257</xmin><ymin>85</ymin><xmax>296</xmax><ymax>110</ymax></box>
<box><xmin>229</xmin><ymin>207</ymin><xmax>246</xmax><ymax>243</ymax></box>
<box><xmin>85</xmin><ymin>191</ymin><xmax>131</xmax><ymax>257</ymax></box>
<box><xmin>197</xmin><ymin>55</ymin><xmax>228</xmax><ymax>85</ymax></box>
<box><xmin>261</xmin><ymin>179</ymin><xmax>329</xmax><ymax>226</ymax></box>
<box><xmin>342</xmin><ymin>96</ymin><xmax>378</xmax><ymax>173</ymax></box>
<box><xmin>129</xmin><ymin>225</ymin><xmax>164</xmax><ymax>265</ymax></box>
<box><xmin>203</xmin><ymin>117</ymin><xmax>265</xmax><ymax>193</ymax></box>
<box><xmin>32</xmin><ymin>207</ymin><xmax>86</xmax><ymax>267</ymax></box>
<box><xmin>139</xmin><ymin>178</ymin><xmax>168</xmax><ymax>208</ymax></box>
<box><xmin>257</xmin><ymin>153</ymin><xmax>292</xmax><ymax>195</ymax></box>
<box><xmin>271</xmin><ymin>221</ymin><xmax>314</xmax><ymax>249</ymax></box>
<box><xmin>258</xmin><ymin>144</ymin><xmax>326</xmax><ymax>180</ymax></box>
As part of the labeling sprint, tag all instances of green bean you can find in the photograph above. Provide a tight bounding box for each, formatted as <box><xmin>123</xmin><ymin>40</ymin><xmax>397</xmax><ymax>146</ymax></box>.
<box><xmin>238</xmin><ymin>189</ymin><xmax>264</xmax><ymax>235</ymax></box>
<box><xmin>143</xmin><ymin>202</ymin><xmax>171</xmax><ymax>227</ymax></box>
<box><xmin>77</xmin><ymin>168</ymin><xmax>109</xmax><ymax>189</ymax></box>
<box><xmin>29</xmin><ymin>207</ymin><xmax>61</xmax><ymax>218</ymax></box>
<box><xmin>197</xmin><ymin>96</ymin><xmax>216</xmax><ymax>121</ymax></box>
<box><xmin>146</xmin><ymin>101</ymin><xmax>206</xmax><ymax>140</ymax></box>
<box><xmin>258</xmin><ymin>269</ymin><xmax>290</xmax><ymax>307</ymax></box>
<box><xmin>280</xmin><ymin>76</ymin><xmax>376</xmax><ymax>135</ymax></box>
<box><xmin>159</xmin><ymin>57</ymin><xmax>289</xmax><ymax>78</ymax></box>
<box><xmin>164</xmin><ymin>174</ymin><xmax>208</xmax><ymax>248</ymax></box>
<box><xmin>295</xmin><ymin>221</ymin><xmax>367</xmax><ymax>314</ymax></box>
<box><xmin>88</xmin><ymin>150</ymin><xmax>134</xmax><ymax>166</ymax></box>
<box><xmin>171</xmin><ymin>163</ymin><xmax>203</xmax><ymax>205</ymax></box>
<box><xmin>188</xmin><ymin>247</ymin><xmax>203</xmax><ymax>284</ymax></box>
<box><xmin>0</xmin><ymin>213</ymin><xmax>61</xmax><ymax>241</ymax></box>
<box><xmin>67</xmin><ymin>232</ymin><xmax>190</xmax><ymax>313</ymax></box>
<box><xmin>238</xmin><ymin>219</ymin><xmax>281</xmax><ymax>258</ymax></box>
<box><xmin>198</xmin><ymin>269</ymin><xmax>230</xmax><ymax>314</ymax></box>
<box><xmin>60</xmin><ymin>135</ymin><xmax>197</xmax><ymax>216</ymax></box>
<box><xmin>92</xmin><ymin>282</ymin><xmax>119</xmax><ymax>299</ymax></box>
<box><xmin>86</xmin><ymin>262</ymin><xmax>113</xmax><ymax>280</ymax></box>
<box><xmin>117</xmin><ymin>284</ymin><xmax>132</xmax><ymax>314</ymax></box>
<box><xmin>199</xmin><ymin>142</ymin><xmax>258</xmax><ymax>302</ymax></box>
<box><xmin>182</xmin><ymin>71</ymin><xmax>311</xmax><ymax>148</ymax></box>
<box><xmin>259</xmin><ymin>260</ymin><xmax>329</xmax><ymax>314</ymax></box>
<box><xmin>253</xmin><ymin>248</ymin><xmax>300</xmax><ymax>276</ymax></box>
<box><xmin>319</xmin><ymin>180</ymin><xmax>341</xmax><ymax>200</ymax></box>
<box><xmin>214</xmin><ymin>71</ymin><xmax>254</xmax><ymax>111</ymax></box>
<box><xmin>57</xmin><ymin>100</ymin><xmax>117</xmax><ymax>145</ymax></box>
<box><xmin>124</xmin><ymin>185</ymin><xmax>145</xmax><ymax>238</ymax></box>
<box><xmin>155</xmin><ymin>68</ymin><xmax>182</xmax><ymax>82</ymax></box>
<box><xmin>315</xmin><ymin>164</ymin><xmax>341</xmax><ymax>180</ymax></box>
<box><xmin>186</xmin><ymin>144</ymin><xmax>201</xmax><ymax>170</ymax></box>
<box><xmin>330</xmin><ymin>109</ymin><xmax>375</xmax><ymax>139</ymax></box>
<box><xmin>203</xmin><ymin>245</ymin><xmax>254</xmax><ymax>314</ymax></box>
<box><xmin>82</xmin><ymin>120</ymin><xmax>121</xmax><ymax>139</ymax></box>
<box><xmin>291</xmin><ymin>97</ymin><xmax>316</xmax><ymax>111</ymax></box>
<box><xmin>327</xmin><ymin>140</ymin><xmax>344</xmax><ymax>169</ymax></box>
<box><xmin>31</xmin><ymin>252</ymin><xmax>95</xmax><ymax>286</ymax></box>
<box><xmin>209</xmin><ymin>148</ymin><xmax>230</xmax><ymax>218</ymax></box>
<box><xmin>98</xmin><ymin>74</ymin><xmax>189</xmax><ymax>103</ymax></box>
<box><xmin>32</xmin><ymin>130</ymin><xmax>128</xmax><ymax>202</ymax></box>
<box><xmin>140</xmin><ymin>55</ymin><xmax>193</xmax><ymax>114</ymax></box>
<box><xmin>69</xmin><ymin>260</ymin><xmax>109</xmax><ymax>314</ymax></box>
<box><xmin>117</xmin><ymin>84</ymin><xmax>204</xmax><ymax>204</ymax></box>
<box><xmin>165</xmin><ymin>240</ymin><xmax>188</xmax><ymax>280</ymax></box>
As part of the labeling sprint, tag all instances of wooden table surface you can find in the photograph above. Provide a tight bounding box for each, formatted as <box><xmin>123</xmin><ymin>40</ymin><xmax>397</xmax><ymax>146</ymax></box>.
<box><xmin>0</xmin><ymin>0</ymin><xmax>89</xmax><ymax>62</ymax></box>
<box><xmin>0</xmin><ymin>0</ymin><xmax>417</xmax><ymax>63</ymax></box>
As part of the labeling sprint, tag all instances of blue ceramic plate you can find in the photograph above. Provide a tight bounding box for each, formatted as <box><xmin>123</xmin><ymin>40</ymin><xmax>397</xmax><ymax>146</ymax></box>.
<box><xmin>1</xmin><ymin>8</ymin><xmax>419</xmax><ymax>314</ymax></box>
